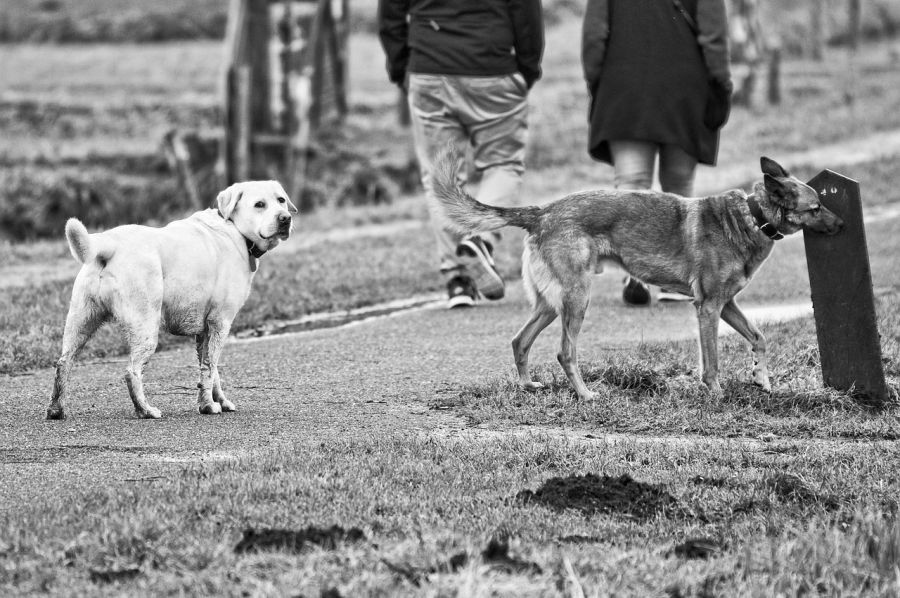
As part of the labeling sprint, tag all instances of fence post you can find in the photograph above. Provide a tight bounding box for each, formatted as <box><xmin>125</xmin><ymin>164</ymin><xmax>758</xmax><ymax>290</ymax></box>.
<box><xmin>803</xmin><ymin>170</ymin><xmax>890</xmax><ymax>405</ymax></box>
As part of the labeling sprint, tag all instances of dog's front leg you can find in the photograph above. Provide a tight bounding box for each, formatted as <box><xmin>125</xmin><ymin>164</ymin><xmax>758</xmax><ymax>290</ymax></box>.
<box><xmin>195</xmin><ymin>332</ymin><xmax>220</xmax><ymax>414</ymax></box>
<box><xmin>720</xmin><ymin>299</ymin><xmax>771</xmax><ymax>391</ymax></box>
<box><xmin>696</xmin><ymin>302</ymin><xmax>724</xmax><ymax>399</ymax></box>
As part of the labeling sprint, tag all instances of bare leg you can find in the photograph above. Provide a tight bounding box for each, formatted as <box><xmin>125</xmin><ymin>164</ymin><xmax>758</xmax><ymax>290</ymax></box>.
<box><xmin>557</xmin><ymin>283</ymin><xmax>596</xmax><ymax>400</ymax></box>
<box><xmin>695</xmin><ymin>301</ymin><xmax>724</xmax><ymax>398</ymax></box>
<box><xmin>721</xmin><ymin>299</ymin><xmax>771</xmax><ymax>391</ymax></box>
<box><xmin>47</xmin><ymin>301</ymin><xmax>106</xmax><ymax>420</ymax></box>
<box><xmin>512</xmin><ymin>299</ymin><xmax>558</xmax><ymax>389</ymax></box>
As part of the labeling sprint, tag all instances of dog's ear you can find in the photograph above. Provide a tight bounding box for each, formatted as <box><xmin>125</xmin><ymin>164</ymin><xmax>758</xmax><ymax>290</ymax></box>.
<box><xmin>273</xmin><ymin>182</ymin><xmax>298</xmax><ymax>214</ymax></box>
<box><xmin>760</xmin><ymin>156</ymin><xmax>789</xmax><ymax>179</ymax></box>
<box><xmin>216</xmin><ymin>184</ymin><xmax>243</xmax><ymax>220</ymax></box>
<box><xmin>763</xmin><ymin>174</ymin><xmax>798</xmax><ymax>209</ymax></box>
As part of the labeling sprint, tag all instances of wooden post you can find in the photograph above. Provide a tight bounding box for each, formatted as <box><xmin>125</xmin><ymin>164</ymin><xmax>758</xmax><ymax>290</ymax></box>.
<box><xmin>847</xmin><ymin>0</ymin><xmax>862</xmax><ymax>51</ymax></box>
<box><xmin>307</xmin><ymin>0</ymin><xmax>329</xmax><ymax>129</ymax></box>
<box><xmin>809</xmin><ymin>0</ymin><xmax>824</xmax><ymax>60</ymax></box>
<box><xmin>803</xmin><ymin>170</ymin><xmax>889</xmax><ymax>405</ymax></box>
<box><xmin>767</xmin><ymin>46</ymin><xmax>781</xmax><ymax>105</ymax></box>
<box><xmin>234</xmin><ymin>65</ymin><xmax>252</xmax><ymax>182</ymax></box>
<box><xmin>246</xmin><ymin>0</ymin><xmax>271</xmax><ymax>133</ymax></box>
<box><xmin>329</xmin><ymin>0</ymin><xmax>349</xmax><ymax>119</ymax></box>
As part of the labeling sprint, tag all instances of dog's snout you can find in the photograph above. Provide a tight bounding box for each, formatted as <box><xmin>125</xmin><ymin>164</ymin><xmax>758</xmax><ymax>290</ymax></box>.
<box><xmin>277</xmin><ymin>214</ymin><xmax>292</xmax><ymax>228</ymax></box>
<box><xmin>831</xmin><ymin>215</ymin><xmax>845</xmax><ymax>234</ymax></box>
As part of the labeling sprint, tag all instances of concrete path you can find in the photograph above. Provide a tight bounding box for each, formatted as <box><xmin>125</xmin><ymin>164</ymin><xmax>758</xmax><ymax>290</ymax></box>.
<box><xmin>0</xmin><ymin>261</ymin><xmax>831</xmax><ymax>510</ymax></box>
<box><xmin>4</xmin><ymin>129</ymin><xmax>900</xmax><ymax>513</ymax></box>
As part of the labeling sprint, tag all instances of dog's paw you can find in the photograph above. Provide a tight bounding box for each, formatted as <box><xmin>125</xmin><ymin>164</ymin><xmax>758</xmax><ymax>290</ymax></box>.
<box><xmin>751</xmin><ymin>373</ymin><xmax>772</xmax><ymax>392</ymax></box>
<box><xmin>46</xmin><ymin>407</ymin><xmax>66</xmax><ymax>420</ymax></box>
<box><xmin>198</xmin><ymin>402</ymin><xmax>223</xmax><ymax>415</ymax></box>
<box><xmin>217</xmin><ymin>398</ymin><xmax>236</xmax><ymax>412</ymax></box>
<box><xmin>706</xmin><ymin>385</ymin><xmax>725</xmax><ymax>400</ymax></box>
<box><xmin>521</xmin><ymin>381</ymin><xmax>545</xmax><ymax>391</ymax></box>
<box><xmin>138</xmin><ymin>406</ymin><xmax>162</xmax><ymax>419</ymax></box>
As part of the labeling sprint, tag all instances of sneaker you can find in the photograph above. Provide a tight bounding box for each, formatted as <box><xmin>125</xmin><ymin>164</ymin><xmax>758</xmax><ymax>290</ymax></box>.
<box><xmin>457</xmin><ymin>237</ymin><xmax>505</xmax><ymax>300</ymax></box>
<box><xmin>622</xmin><ymin>277</ymin><xmax>651</xmax><ymax>306</ymax></box>
<box><xmin>447</xmin><ymin>275</ymin><xmax>477</xmax><ymax>309</ymax></box>
<box><xmin>658</xmin><ymin>289</ymin><xmax>694</xmax><ymax>302</ymax></box>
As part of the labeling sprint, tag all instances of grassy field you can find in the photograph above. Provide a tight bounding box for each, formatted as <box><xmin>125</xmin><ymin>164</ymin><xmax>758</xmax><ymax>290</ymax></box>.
<box><xmin>4</xmin><ymin>15</ymin><xmax>900</xmax><ymax>373</ymax></box>
<box><xmin>5</xmin><ymin>425</ymin><xmax>900</xmax><ymax>595</ymax></box>
<box><xmin>3</xmin><ymin>11</ymin><xmax>900</xmax><ymax>595</ymax></box>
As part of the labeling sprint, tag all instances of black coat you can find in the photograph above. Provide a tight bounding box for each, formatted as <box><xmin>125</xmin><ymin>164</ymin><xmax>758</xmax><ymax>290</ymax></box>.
<box><xmin>378</xmin><ymin>0</ymin><xmax>544</xmax><ymax>88</ymax></box>
<box><xmin>582</xmin><ymin>0</ymin><xmax>731</xmax><ymax>165</ymax></box>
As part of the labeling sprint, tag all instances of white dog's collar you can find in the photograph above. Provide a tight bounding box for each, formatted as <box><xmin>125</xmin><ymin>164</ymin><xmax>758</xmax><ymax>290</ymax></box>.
<box><xmin>245</xmin><ymin>238</ymin><xmax>267</xmax><ymax>259</ymax></box>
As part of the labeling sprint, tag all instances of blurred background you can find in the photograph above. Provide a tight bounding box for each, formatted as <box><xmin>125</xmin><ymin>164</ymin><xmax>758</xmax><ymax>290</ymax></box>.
<box><xmin>1</xmin><ymin>0</ymin><xmax>898</xmax><ymax>242</ymax></box>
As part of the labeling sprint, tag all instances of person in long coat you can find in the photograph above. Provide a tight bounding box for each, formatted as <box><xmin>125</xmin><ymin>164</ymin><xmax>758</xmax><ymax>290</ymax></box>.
<box><xmin>582</xmin><ymin>0</ymin><xmax>732</xmax><ymax>304</ymax></box>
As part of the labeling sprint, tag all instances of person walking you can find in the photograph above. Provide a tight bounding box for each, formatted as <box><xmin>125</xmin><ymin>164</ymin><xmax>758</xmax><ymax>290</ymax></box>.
<box><xmin>378</xmin><ymin>0</ymin><xmax>544</xmax><ymax>308</ymax></box>
<box><xmin>582</xmin><ymin>0</ymin><xmax>732</xmax><ymax>305</ymax></box>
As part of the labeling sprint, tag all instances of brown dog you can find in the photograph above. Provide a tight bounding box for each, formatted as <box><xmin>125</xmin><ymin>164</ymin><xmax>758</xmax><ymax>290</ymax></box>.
<box><xmin>431</xmin><ymin>149</ymin><xmax>843</xmax><ymax>398</ymax></box>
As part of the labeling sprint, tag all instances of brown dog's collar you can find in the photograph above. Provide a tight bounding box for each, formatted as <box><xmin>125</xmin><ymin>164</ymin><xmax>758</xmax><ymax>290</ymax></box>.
<box><xmin>245</xmin><ymin>237</ymin><xmax>267</xmax><ymax>258</ymax></box>
<box><xmin>746</xmin><ymin>195</ymin><xmax>784</xmax><ymax>241</ymax></box>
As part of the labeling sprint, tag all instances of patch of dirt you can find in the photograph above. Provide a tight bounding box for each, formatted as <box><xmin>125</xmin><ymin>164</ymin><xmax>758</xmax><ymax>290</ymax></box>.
<box><xmin>234</xmin><ymin>525</ymin><xmax>365</xmax><ymax>554</ymax></box>
<box><xmin>515</xmin><ymin>473</ymin><xmax>681</xmax><ymax>520</ymax></box>
<box><xmin>88</xmin><ymin>565</ymin><xmax>142</xmax><ymax>584</ymax></box>
<box><xmin>481</xmin><ymin>538</ymin><xmax>543</xmax><ymax>575</ymax></box>
<box><xmin>670</xmin><ymin>537</ymin><xmax>727</xmax><ymax>559</ymax></box>
<box><xmin>382</xmin><ymin>537</ymin><xmax>541</xmax><ymax>586</ymax></box>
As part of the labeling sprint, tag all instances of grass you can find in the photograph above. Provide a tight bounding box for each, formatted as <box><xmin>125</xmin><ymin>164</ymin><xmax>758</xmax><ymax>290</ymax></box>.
<box><xmin>4</xmin><ymin>13</ymin><xmax>900</xmax><ymax>594</ymax></box>
<box><xmin>5</xmin><ymin>13</ymin><xmax>900</xmax><ymax>236</ymax></box>
<box><xmin>4</xmin><ymin>432</ymin><xmax>900</xmax><ymax>595</ymax></box>
<box><xmin>3</xmin><ymin>151</ymin><xmax>899</xmax><ymax>375</ymax></box>
<box><xmin>441</xmin><ymin>294</ymin><xmax>900</xmax><ymax>440</ymax></box>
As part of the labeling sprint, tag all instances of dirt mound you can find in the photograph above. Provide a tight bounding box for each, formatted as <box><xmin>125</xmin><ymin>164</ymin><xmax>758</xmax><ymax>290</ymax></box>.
<box><xmin>234</xmin><ymin>525</ymin><xmax>365</xmax><ymax>554</ymax></box>
<box><xmin>516</xmin><ymin>473</ymin><xmax>680</xmax><ymax>520</ymax></box>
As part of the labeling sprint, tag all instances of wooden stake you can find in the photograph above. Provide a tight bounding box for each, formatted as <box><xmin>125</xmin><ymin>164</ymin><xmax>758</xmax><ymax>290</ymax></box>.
<box><xmin>803</xmin><ymin>170</ymin><xmax>889</xmax><ymax>405</ymax></box>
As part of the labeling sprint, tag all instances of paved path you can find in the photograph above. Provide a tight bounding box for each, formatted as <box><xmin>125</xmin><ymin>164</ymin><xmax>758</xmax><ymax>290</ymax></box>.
<box><xmin>0</xmin><ymin>260</ymin><xmax>837</xmax><ymax>510</ymax></box>
<box><xmin>4</xmin><ymin>129</ymin><xmax>900</xmax><ymax>511</ymax></box>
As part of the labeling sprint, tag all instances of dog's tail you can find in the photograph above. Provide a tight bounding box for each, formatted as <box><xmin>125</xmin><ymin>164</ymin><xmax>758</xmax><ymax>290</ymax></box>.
<box><xmin>430</xmin><ymin>145</ymin><xmax>542</xmax><ymax>235</ymax></box>
<box><xmin>64</xmin><ymin>218</ymin><xmax>94</xmax><ymax>264</ymax></box>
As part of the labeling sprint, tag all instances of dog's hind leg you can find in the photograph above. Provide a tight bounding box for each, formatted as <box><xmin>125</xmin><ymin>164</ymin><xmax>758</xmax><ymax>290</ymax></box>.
<box><xmin>512</xmin><ymin>297</ymin><xmax>557</xmax><ymax>389</ymax></box>
<box><xmin>721</xmin><ymin>299</ymin><xmax>771</xmax><ymax>391</ymax></box>
<box><xmin>47</xmin><ymin>290</ymin><xmax>106</xmax><ymax>420</ymax></box>
<box><xmin>122</xmin><ymin>320</ymin><xmax>162</xmax><ymax>419</ymax></box>
<box><xmin>695</xmin><ymin>300</ymin><xmax>725</xmax><ymax>398</ymax></box>
<box><xmin>557</xmin><ymin>278</ymin><xmax>596</xmax><ymax>401</ymax></box>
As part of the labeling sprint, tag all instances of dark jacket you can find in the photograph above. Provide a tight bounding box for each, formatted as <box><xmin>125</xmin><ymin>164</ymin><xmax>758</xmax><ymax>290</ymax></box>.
<box><xmin>582</xmin><ymin>0</ymin><xmax>731</xmax><ymax>165</ymax></box>
<box><xmin>378</xmin><ymin>0</ymin><xmax>544</xmax><ymax>89</ymax></box>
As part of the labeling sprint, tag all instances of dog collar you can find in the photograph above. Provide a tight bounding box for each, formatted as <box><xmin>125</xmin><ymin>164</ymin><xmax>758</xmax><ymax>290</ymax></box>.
<box><xmin>245</xmin><ymin>237</ymin><xmax>267</xmax><ymax>258</ymax></box>
<box><xmin>746</xmin><ymin>195</ymin><xmax>784</xmax><ymax>241</ymax></box>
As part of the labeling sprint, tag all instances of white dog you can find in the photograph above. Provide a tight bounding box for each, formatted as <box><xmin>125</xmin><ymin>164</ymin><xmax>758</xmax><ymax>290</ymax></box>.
<box><xmin>46</xmin><ymin>181</ymin><xmax>296</xmax><ymax>420</ymax></box>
